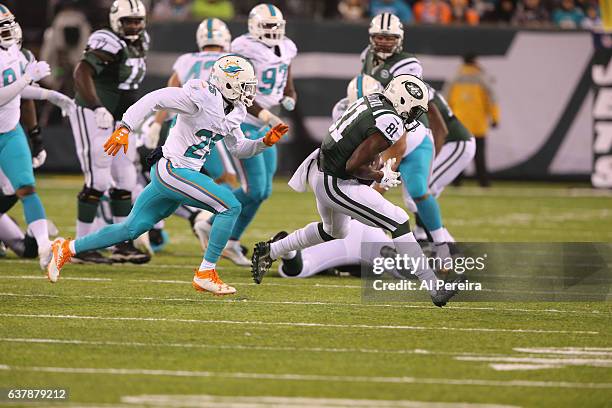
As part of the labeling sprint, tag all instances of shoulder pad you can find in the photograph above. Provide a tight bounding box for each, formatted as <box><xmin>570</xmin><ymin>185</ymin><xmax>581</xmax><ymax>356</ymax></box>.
<box><xmin>374</xmin><ymin>112</ymin><xmax>403</xmax><ymax>144</ymax></box>
<box><xmin>281</xmin><ymin>37</ymin><xmax>298</xmax><ymax>60</ymax></box>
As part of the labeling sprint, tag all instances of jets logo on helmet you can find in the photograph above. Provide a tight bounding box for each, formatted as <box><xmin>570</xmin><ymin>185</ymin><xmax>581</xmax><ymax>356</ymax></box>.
<box><xmin>248</xmin><ymin>3</ymin><xmax>285</xmax><ymax>47</ymax></box>
<box><xmin>109</xmin><ymin>0</ymin><xmax>146</xmax><ymax>42</ymax></box>
<box><xmin>405</xmin><ymin>82</ymin><xmax>423</xmax><ymax>100</ymax></box>
<box><xmin>0</xmin><ymin>3</ymin><xmax>22</xmax><ymax>49</ymax></box>
<box><xmin>196</xmin><ymin>18</ymin><xmax>231</xmax><ymax>51</ymax></box>
<box><xmin>209</xmin><ymin>55</ymin><xmax>257</xmax><ymax>107</ymax></box>
<box><xmin>347</xmin><ymin>74</ymin><xmax>383</xmax><ymax>104</ymax></box>
<box><xmin>369</xmin><ymin>13</ymin><xmax>404</xmax><ymax>60</ymax></box>
<box><xmin>383</xmin><ymin>74</ymin><xmax>428</xmax><ymax>129</ymax></box>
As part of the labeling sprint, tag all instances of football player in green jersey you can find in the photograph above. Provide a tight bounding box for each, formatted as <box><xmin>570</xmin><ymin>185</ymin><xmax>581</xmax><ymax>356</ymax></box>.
<box><xmin>68</xmin><ymin>0</ymin><xmax>149</xmax><ymax>264</ymax></box>
<box><xmin>252</xmin><ymin>75</ymin><xmax>463</xmax><ymax>307</ymax></box>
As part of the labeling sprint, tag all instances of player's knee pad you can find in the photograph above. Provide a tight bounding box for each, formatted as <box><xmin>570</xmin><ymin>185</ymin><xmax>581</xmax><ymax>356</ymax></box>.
<box><xmin>77</xmin><ymin>186</ymin><xmax>104</xmax><ymax>204</ymax></box>
<box><xmin>109</xmin><ymin>188</ymin><xmax>131</xmax><ymax>201</ymax></box>
<box><xmin>0</xmin><ymin>194</ymin><xmax>18</xmax><ymax>213</ymax></box>
<box><xmin>413</xmin><ymin>193</ymin><xmax>430</xmax><ymax>203</ymax></box>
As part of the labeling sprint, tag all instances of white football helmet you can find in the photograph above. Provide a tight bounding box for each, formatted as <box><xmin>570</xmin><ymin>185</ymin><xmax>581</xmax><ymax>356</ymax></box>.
<box><xmin>196</xmin><ymin>18</ymin><xmax>231</xmax><ymax>51</ymax></box>
<box><xmin>0</xmin><ymin>4</ymin><xmax>21</xmax><ymax>49</ymax></box>
<box><xmin>109</xmin><ymin>0</ymin><xmax>146</xmax><ymax>42</ymax></box>
<box><xmin>209</xmin><ymin>55</ymin><xmax>257</xmax><ymax>107</ymax></box>
<box><xmin>383</xmin><ymin>74</ymin><xmax>428</xmax><ymax>126</ymax></box>
<box><xmin>347</xmin><ymin>74</ymin><xmax>383</xmax><ymax>104</ymax></box>
<box><xmin>248</xmin><ymin>3</ymin><xmax>285</xmax><ymax>47</ymax></box>
<box><xmin>369</xmin><ymin>13</ymin><xmax>404</xmax><ymax>59</ymax></box>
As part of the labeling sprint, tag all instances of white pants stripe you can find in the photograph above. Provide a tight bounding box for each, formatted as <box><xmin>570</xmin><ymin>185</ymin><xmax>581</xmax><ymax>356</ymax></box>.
<box><xmin>429</xmin><ymin>138</ymin><xmax>476</xmax><ymax>197</ymax></box>
<box><xmin>156</xmin><ymin>158</ymin><xmax>228</xmax><ymax>213</ymax></box>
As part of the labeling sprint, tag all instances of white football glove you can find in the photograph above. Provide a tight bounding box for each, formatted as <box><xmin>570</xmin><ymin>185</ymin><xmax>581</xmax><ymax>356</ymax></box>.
<box><xmin>280</xmin><ymin>96</ymin><xmax>296</xmax><ymax>111</ymax></box>
<box><xmin>379</xmin><ymin>158</ymin><xmax>401</xmax><ymax>190</ymax></box>
<box><xmin>145</xmin><ymin>122</ymin><xmax>162</xmax><ymax>149</ymax></box>
<box><xmin>24</xmin><ymin>61</ymin><xmax>51</xmax><ymax>83</ymax></box>
<box><xmin>258</xmin><ymin>109</ymin><xmax>284</xmax><ymax>127</ymax></box>
<box><xmin>94</xmin><ymin>106</ymin><xmax>114</xmax><ymax>129</ymax></box>
<box><xmin>32</xmin><ymin>149</ymin><xmax>47</xmax><ymax>169</ymax></box>
<box><xmin>47</xmin><ymin>90</ymin><xmax>75</xmax><ymax>117</ymax></box>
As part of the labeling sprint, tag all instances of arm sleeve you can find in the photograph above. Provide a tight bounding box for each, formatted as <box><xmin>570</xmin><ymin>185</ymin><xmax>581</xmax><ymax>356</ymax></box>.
<box><xmin>20</xmin><ymin>85</ymin><xmax>51</xmax><ymax>100</ymax></box>
<box><xmin>121</xmin><ymin>87</ymin><xmax>199</xmax><ymax>131</ymax></box>
<box><xmin>0</xmin><ymin>78</ymin><xmax>30</xmax><ymax>106</ymax></box>
<box><xmin>223</xmin><ymin>126</ymin><xmax>268</xmax><ymax>159</ymax></box>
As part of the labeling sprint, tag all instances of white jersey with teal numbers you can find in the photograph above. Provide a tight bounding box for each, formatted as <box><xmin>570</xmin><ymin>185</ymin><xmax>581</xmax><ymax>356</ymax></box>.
<box><xmin>122</xmin><ymin>79</ymin><xmax>267</xmax><ymax>172</ymax></box>
<box><xmin>173</xmin><ymin>50</ymin><xmax>226</xmax><ymax>84</ymax></box>
<box><xmin>0</xmin><ymin>44</ymin><xmax>32</xmax><ymax>132</ymax></box>
<box><xmin>231</xmin><ymin>34</ymin><xmax>297</xmax><ymax>127</ymax></box>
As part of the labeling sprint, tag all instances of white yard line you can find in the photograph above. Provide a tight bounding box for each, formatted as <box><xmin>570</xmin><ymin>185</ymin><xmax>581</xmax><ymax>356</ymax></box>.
<box><xmin>0</xmin><ymin>313</ymin><xmax>599</xmax><ymax>334</ymax></box>
<box><xmin>514</xmin><ymin>347</ymin><xmax>612</xmax><ymax>356</ymax></box>
<box><xmin>0</xmin><ymin>337</ymin><xmax>514</xmax><ymax>358</ymax></box>
<box><xmin>455</xmin><ymin>356</ymin><xmax>612</xmax><ymax>367</ymax></box>
<box><xmin>0</xmin><ymin>291</ymin><xmax>609</xmax><ymax>316</ymax></box>
<box><xmin>0</xmin><ymin>364</ymin><xmax>609</xmax><ymax>389</ymax></box>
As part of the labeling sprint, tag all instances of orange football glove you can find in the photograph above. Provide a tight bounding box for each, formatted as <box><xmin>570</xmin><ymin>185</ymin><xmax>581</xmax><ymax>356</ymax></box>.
<box><xmin>263</xmin><ymin>123</ymin><xmax>289</xmax><ymax>146</ymax></box>
<box><xmin>104</xmin><ymin>126</ymin><xmax>130</xmax><ymax>156</ymax></box>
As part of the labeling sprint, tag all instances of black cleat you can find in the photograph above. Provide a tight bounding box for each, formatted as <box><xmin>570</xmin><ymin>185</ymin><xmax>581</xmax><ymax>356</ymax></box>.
<box><xmin>431</xmin><ymin>274</ymin><xmax>466</xmax><ymax>307</ymax></box>
<box><xmin>72</xmin><ymin>250</ymin><xmax>113</xmax><ymax>265</ymax></box>
<box><xmin>251</xmin><ymin>241</ymin><xmax>273</xmax><ymax>284</ymax></box>
<box><xmin>269</xmin><ymin>230</ymin><xmax>288</xmax><ymax>243</ymax></box>
<box><xmin>110</xmin><ymin>241</ymin><xmax>151</xmax><ymax>264</ymax></box>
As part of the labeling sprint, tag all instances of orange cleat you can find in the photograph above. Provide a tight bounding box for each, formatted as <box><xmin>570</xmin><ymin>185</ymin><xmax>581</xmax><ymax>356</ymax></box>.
<box><xmin>47</xmin><ymin>238</ymin><xmax>73</xmax><ymax>283</ymax></box>
<box><xmin>192</xmin><ymin>269</ymin><xmax>236</xmax><ymax>295</ymax></box>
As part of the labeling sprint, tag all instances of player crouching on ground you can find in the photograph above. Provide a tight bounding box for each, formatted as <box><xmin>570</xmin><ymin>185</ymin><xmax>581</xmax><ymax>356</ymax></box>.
<box><xmin>47</xmin><ymin>55</ymin><xmax>288</xmax><ymax>295</ymax></box>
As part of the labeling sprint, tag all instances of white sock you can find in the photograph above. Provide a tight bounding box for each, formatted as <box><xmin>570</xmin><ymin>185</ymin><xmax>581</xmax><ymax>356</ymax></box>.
<box><xmin>27</xmin><ymin>219</ymin><xmax>50</xmax><ymax>249</ymax></box>
<box><xmin>76</xmin><ymin>220</ymin><xmax>95</xmax><ymax>239</ymax></box>
<box><xmin>199</xmin><ymin>259</ymin><xmax>216</xmax><ymax>271</ymax></box>
<box><xmin>393</xmin><ymin>231</ymin><xmax>438</xmax><ymax>296</ymax></box>
<box><xmin>270</xmin><ymin>222</ymin><xmax>325</xmax><ymax>260</ymax></box>
<box><xmin>154</xmin><ymin>220</ymin><xmax>164</xmax><ymax>229</ymax></box>
<box><xmin>430</xmin><ymin>228</ymin><xmax>446</xmax><ymax>243</ymax></box>
<box><xmin>413</xmin><ymin>225</ymin><xmax>428</xmax><ymax>241</ymax></box>
<box><xmin>444</xmin><ymin>228</ymin><xmax>455</xmax><ymax>243</ymax></box>
<box><xmin>281</xmin><ymin>250</ymin><xmax>297</xmax><ymax>260</ymax></box>
<box><xmin>0</xmin><ymin>213</ymin><xmax>25</xmax><ymax>250</ymax></box>
<box><xmin>69</xmin><ymin>240</ymin><xmax>76</xmax><ymax>255</ymax></box>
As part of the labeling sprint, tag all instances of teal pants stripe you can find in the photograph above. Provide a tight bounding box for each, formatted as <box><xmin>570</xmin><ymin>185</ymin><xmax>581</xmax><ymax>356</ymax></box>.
<box><xmin>75</xmin><ymin>160</ymin><xmax>241</xmax><ymax>263</ymax></box>
<box><xmin>399</xmin><ymin>136</ymin><xmax>443</xmax><ymax>231</ymax></box>
<box><xmin>211</xmin><ymin>123</ymin><xmax>276</xmax><ymax>240</ymax></box>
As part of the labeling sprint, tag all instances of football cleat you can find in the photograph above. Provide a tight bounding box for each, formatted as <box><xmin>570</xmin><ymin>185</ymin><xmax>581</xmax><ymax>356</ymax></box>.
<box><xmin>222</xmin><ymin>240</ymin><xmax>251</xmax><ymax>266</ymax></box>
<box><xmin>134</xmin><ymin>232</ymin><xmax>154</xmax><ymax>257</ymax></box>
<box><xmin>110</xmin><ymin>241</ymin><xmax>151</xmax><ymax>264</ymax></box>
<box><xmin>193</xmin><ymin>216</ymin><xmax>212</xmax><ymax>252</ymax></box>
<box><xmin>71</xmin><ymin>250</ymin><xmax>113</xmax><ymax>264</ymax></box>
<box><xmin>192</xmin><ymin>269</ymin><xmax>236</xmax><ymax>295</ymax></box>
<box><xmin>47</xmin><ymin>238</ymin><xmax>73</xmax><ymax>283</ymax></box>
<box><xmin>431</xmin><ymin>274</ymin><xmax>466</xmax><ymax>307</ymax></box>
<box><xmin>251</xmin><ymin>241</ymin><xmax>273</xmax><ymax>284</ymax></box>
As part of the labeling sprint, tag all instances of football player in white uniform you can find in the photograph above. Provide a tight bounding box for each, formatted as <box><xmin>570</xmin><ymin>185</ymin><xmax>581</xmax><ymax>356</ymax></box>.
<box><xmin>47</xmin><ymin>55</ymin><xmax>289</xmax><ymax>295</ymax></box>
<box><xmin>198</xmin><ymin>4</ymin><xmax>298</xmax><ymax>266</ymax></box>
<box><xmin>0</xmin><ymin>4</ymin><xmax>74</xmax><ymax>269</ymax></box>
<box><xmin>332</xmin><ymin>74</ymin><xmax>384</xmax><ymax>122</ymax></box>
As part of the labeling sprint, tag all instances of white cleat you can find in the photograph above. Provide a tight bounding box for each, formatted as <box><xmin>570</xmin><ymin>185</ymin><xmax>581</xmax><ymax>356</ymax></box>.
<box><xmin>192</xmin><ymin>269</ymin><xmax>236</xmax><ymax>295</ymax></box>
<box><xmin>134</xmin><ymin>232</ymin><xmax>154</xmax><ymax>257</ymax></box>
<box><xmin>222</xmin><ymin>240</ymin><xmax>251</xmax><ymax>266</ymax></box>
<box><xmin>47</xmin><ymin>238</ymin><xmax>73</xmax><ymax>283</ymax></box>
<box><xmin>193</xmin><ymin>216</ymin><xmax>212</xmax><ymax>252</ymax></box>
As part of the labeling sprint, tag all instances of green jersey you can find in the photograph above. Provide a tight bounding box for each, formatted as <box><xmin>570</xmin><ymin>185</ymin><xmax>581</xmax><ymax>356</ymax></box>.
<box><xmin>419</xmin><ymin>91</ymin><xmax>473</xmax><ymax>143</ymax></box>
<box><xmin>75</xmin><ymin>29</ymin><xmax>149</xmax><ymax>118</ymax></box>
<box><xmin>361</xmin><ymin>47</ymin><xmax>422</xmax><ymax>87</ymax></box>
<box><xmin>320</xmin><ymin>94</ymin><xmax>403</xmax><ymax>180</ymax></box>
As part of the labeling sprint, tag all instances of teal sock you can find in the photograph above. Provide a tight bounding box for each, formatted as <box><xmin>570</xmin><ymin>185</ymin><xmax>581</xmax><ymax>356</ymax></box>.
<box><xmin>21</xmin><ymin>193</ymin><xmax>46</xmax><ymax>224</ymax></box>
<box><xmin>204</xmin><ymin>206</ymin><xmax>240</xmax><ymax>263</ymax></box>
<box><xmin>415</xmin><ymin>195</ymin><xmax>443</xmax><ymax>232</ymax></box>
<box><xmin>75</xmin><ymin>223</ymin><xmax>130</xmax><ymax>254</ymax></box>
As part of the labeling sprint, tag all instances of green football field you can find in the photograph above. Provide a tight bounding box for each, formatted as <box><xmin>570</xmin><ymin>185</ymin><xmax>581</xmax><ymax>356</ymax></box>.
<box><xmin>1</xmin><ymin>175</ymin><xmax>611</xmax><ymax>408</ymax></box>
